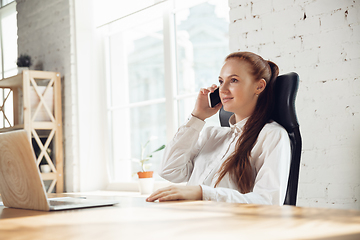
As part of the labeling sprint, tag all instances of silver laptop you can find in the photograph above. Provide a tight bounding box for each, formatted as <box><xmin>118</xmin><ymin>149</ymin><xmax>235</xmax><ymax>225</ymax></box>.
<box><xmin>0</xmin><ymin>130</ymin><xmax>119</xmax><ymax>211</ymax></box>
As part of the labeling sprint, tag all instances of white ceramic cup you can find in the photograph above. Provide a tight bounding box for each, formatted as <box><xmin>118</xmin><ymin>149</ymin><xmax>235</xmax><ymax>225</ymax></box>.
<box><xmin>40</xmin><ymin>164</ymin><xmax>51</xmax><ymax>173</ymax></box>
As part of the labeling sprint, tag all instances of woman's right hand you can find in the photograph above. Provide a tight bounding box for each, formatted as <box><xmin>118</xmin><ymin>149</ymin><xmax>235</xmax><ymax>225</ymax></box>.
<box><xmin>191</xmin><ymin>84</ymin><xmax>223</xmax><ymax>121</ymax></box>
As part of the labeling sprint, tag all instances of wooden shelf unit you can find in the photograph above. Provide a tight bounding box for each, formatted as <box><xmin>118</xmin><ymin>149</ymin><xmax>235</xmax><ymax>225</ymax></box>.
<box><xmin>0</xmin><ymin>70</ymin><xmax>64</xmax><ymax>193</ymax></box>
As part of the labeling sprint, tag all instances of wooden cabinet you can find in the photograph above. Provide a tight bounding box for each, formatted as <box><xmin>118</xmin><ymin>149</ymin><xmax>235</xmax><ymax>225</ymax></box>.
<box><xmin>0</xmin><ymin>70</ymin><xmax>64</xmax><ymax>193</ymax></box>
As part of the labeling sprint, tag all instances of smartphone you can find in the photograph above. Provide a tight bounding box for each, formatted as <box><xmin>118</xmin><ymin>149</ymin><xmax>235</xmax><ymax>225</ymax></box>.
<box><xmin>208</xmin><ymin>88</ymin><xmax>221</xmax><ymax>108</ymax></box>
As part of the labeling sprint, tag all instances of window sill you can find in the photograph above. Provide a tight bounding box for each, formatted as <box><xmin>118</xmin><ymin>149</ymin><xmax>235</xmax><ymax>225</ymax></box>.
<box><xmin>105</xmin><ymin>181</ymin><xmax>186</xmax><ymax>192</ymax></box>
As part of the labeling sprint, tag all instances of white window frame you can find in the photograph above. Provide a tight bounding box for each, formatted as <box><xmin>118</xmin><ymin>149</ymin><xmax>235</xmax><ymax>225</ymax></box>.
<box><xmin>102</xmin><ymin>0</ymin><xmax>226</xmax><ymax>191</ymax></box>
<box><xmin>0</xmin><ymin>0</ymin><xmax>16</xmax><ymax>79</ymax></box>
<box><xmin>0</xmin><ymin>0</ymin><xmax>17</xmax><ymax>128</ymax></box>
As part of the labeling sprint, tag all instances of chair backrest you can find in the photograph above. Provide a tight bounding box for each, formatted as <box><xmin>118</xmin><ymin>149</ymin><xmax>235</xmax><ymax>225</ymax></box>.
<box><xmin>219</xmin><ymin>72</ymin><xmax>302</xmax><ymax>206</ymax></box>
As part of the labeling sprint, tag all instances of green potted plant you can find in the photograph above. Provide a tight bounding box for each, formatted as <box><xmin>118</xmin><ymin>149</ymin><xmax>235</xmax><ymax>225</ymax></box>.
<box><xmin>16</xmin><ymin>54</ymin><xmax>32</xmax><ymax>73</ymax></box>
<box><xmin>132</xmin><ymin>138</ymin><xmax>165</xmax><ymax>194</ymax></box>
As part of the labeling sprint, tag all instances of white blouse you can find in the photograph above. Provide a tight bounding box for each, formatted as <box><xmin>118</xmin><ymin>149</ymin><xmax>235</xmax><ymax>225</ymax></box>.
<box><xmin>158</xmin><ymin>114</ymin><xmax>291</xmax><ymax>205</ymax></box>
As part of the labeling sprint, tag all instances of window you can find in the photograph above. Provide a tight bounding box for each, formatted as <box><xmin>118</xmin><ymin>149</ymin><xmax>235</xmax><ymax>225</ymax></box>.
<box><xmin>1</xmin><ymin>0</ymin><xmax>15</xmax><ymax>6</ymax></box>
<box><xmin>0</xmin><ymin>0</ymin><xmax>17</xmax><ymax>128</ymax></box>
<box><xmin>0</xmin><ymin>0</ymin><xmax>17</xmax><ymax>78</ymax></box>
<box><xmin>101</xmin><ymin>0</ymin><xmax>229</xmax><ymax>183</ymax></box>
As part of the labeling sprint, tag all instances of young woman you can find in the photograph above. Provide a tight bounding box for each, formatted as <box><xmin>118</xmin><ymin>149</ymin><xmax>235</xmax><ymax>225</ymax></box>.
<box><xmin>146</xmin><ymin>51</ymin><xmax>291</xmax><ymax>205</ymax></box>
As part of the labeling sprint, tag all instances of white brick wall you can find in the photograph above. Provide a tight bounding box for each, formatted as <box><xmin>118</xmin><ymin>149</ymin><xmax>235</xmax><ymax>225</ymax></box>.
<box><xmin>17</xmin><ymin>0</ymin><xmax>109</xmax><ymax>192</ymax></box>
<box><xmin>16</xmin><ymin>0</ymin><xmax>79</xmax><ymax>192</ymax></box>
<box><xmin>229</xmin><ymin>0</ymin><xmax>360</xmax><ymax>210</ymax></box>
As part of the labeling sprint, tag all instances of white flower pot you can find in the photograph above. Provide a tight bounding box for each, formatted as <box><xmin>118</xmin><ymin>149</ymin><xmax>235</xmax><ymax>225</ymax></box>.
<box><xmin>138</xmin><ymin>178</ymin><xmax>154</xmax><ymax>195</ymax></box>
<box><xmin>40</xmin><ymin>164</ymin><xmax>51</xmax><ymax>173</ymax></box>
<box><xmin>17</xmin><ymin>67</ymin><xmax>29</xmax><ymax>74</ymax></box>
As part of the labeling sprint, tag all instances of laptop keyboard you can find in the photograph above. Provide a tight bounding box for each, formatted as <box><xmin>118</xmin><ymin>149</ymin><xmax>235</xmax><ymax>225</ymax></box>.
<box><xmin>48</xmin><ymin>198</ymin><xmax>118</xmax><ymax>210</ymax></box>
<box><xmin>49</xmin><ymin>200</ymin><xmax>82</xmax><ymax>206</ymax></box>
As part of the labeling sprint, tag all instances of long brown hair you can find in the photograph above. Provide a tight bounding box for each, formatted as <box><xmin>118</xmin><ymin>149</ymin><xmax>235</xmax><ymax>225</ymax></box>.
<box><xmin>214</xmin><ymin>52</ymin><xmax>279</xmax><ymax>193</ymax></box>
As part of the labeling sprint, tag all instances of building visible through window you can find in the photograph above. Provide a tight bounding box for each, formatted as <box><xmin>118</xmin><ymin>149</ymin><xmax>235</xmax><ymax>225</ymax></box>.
<box><xmin>105</xmin><ymin>1</ymin><xmax>229</xmax><ymax>182</ymax></box>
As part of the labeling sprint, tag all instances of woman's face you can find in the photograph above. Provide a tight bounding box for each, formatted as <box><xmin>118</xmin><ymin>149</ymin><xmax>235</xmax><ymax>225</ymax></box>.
<box><xmin>219</xmin><ymin>58</ymin><xmax>264</xmax><ymax>120</ymax></box>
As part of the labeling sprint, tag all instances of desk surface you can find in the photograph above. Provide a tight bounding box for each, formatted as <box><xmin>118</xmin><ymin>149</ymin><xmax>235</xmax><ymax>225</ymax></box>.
<box><xmin>1</xmin><ymin>191</ymin><xmax>360</xmax><ymax>240</ymax></box>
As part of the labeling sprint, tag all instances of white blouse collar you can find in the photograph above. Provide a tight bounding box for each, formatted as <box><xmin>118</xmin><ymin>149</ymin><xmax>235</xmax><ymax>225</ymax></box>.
<box><xmin>229</xmin><ymin>114</ymin><xmax>250</xmax><ymax>133</ymax></box>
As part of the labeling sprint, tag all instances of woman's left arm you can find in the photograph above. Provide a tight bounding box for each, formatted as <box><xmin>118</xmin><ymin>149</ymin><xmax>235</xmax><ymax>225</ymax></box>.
<box><xmin>201</xmin><ymin>126</ymin><xmax>291</xmax><ymax>205</ymax></box>
<box><xmin>147</xmin><ymin>125</ymin><xmax>291</xmax><ymax>205</ymax></box>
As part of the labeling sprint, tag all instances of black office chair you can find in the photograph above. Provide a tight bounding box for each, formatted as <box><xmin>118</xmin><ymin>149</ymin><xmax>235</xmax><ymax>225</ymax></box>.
<box><xmin>219</xmin><ymin>72</ymin><xmax>302</xmax><ymax>206</ymax></box>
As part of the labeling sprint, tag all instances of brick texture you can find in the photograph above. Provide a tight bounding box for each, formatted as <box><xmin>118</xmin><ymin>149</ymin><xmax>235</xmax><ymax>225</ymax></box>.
<box><xmin>16</xmin><ymin>0</ymin><xmax>79</xmax><ymax>192</ymax></box>
<box><xmin>229</xmin><ymin>0</ymin><xmax>360</xmax><ymax>210</ymax></box>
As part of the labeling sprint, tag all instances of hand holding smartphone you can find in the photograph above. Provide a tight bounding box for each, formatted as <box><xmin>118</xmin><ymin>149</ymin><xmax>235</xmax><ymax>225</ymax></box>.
<box><xmin>208</xmin><ymin>88</ymin><xmax>221</xmax><ymax>108</ymax></box>
<box><xmin>192</xmin><ymin>86</ymin><xmax>221</xmax><ymax>121</ymax></box>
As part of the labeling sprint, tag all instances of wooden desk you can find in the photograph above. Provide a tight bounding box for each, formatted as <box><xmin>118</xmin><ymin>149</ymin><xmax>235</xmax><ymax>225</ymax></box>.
<box><xmin>1</xmin><ymin>192</ymin><xmax>360</xmax><ymax>240</ymax></box>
